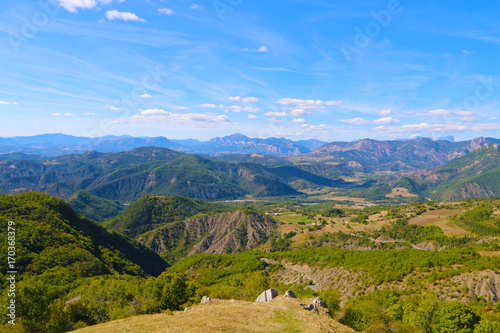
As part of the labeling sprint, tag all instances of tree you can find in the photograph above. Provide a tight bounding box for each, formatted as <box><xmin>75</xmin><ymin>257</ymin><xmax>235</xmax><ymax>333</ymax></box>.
<box><xmin>402</xmin><ymin>294</ymin><xmax>439</xmax><ymax>333</ymax></box>
<box><xmin>319</xmin><ymin>289</ymin><xmax>341</xmax><ymax>313</ymax></box>
<box><xmin>160</xmin><ymin>275</ymin><xmax>195</xmax><ymax>311</ymax></box>
<box><xmin>433</xmin><ymin>302</ymin><xmax>480</xmax><ymax>333</ymax></box>
<box><xmin>474</xmin><ymin>320</ymin><xmax>500</xmax><ymax>333</ymax></box>
<box><xmin>17</xmin><ymin>280</ymin><xmax>52</xmax><ymax>333</ymax></box>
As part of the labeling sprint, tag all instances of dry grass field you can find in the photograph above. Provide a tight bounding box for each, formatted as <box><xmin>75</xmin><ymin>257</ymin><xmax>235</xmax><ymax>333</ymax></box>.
<box><xmin>408</xmin><ymin>209</ymin><xmax>469</xmax><ymax>237</ymax></box>
<box><xmin>72</xmin><ymin>297</ymin><xmax>354</xmax><ymax>333</ymax></box>
<box><xmin>386</xmin><ymin>187</ymin><xmax>418</xmax><ymax>198</ymax></box>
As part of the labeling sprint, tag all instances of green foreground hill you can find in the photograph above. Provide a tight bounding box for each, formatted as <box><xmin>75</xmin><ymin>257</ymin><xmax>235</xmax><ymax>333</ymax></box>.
<box><xmin>0</xmin><ymin>192</ymin><xmax>168</xmax><ymax>283</ymax></box>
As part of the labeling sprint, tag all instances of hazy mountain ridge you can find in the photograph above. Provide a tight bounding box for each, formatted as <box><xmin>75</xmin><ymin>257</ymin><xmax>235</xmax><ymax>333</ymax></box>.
<box><xmin>0</xmin><ymin>133</ymin><xmax>327</xmax><ymax>157</ymax></box>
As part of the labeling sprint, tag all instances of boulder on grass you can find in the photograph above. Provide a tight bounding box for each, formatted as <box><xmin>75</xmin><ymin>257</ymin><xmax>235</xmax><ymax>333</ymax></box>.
<box><xmin>255</xmin><ymin>288</ymin><xmax>278</xmax><ymax>302</ymax></box>
<box><xmin>200</xmin><ymin>296</ymin><xmax>213</xmax><ymax>304</ymax></box>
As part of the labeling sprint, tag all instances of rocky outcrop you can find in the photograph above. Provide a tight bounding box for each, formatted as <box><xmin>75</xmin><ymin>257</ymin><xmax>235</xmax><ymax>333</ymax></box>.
<box><xmin>255</xmin><ymin>288</ymin><xmax>278</xmax><ymax>302</ymax></box>
<box><xmin>200</xmin><ymin>296</ymin><xmax>213</xmax><ymax>304</ymax></box>
<box><xmin>302</xmin><ymin>298</ymin><xmax>326</xmax><ymax>312</ymax></box>
<box><xmin>285</xmin><ymin>290</ymin><xmax>296</xmax><ymax>298</ymax></box>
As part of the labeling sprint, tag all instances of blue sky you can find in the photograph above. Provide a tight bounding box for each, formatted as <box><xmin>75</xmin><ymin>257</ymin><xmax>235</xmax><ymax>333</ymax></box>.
<box><xmin>0</xmin><ymin>0</ymin><xmax>499</xmax><ymax>141</ymax></box>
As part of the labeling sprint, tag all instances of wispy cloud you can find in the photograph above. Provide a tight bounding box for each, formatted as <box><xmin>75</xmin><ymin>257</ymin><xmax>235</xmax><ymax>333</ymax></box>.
<box><xmin>375</xmin><ymin>122</ymin><xmax>500</xmax><ymax>134</ymax></box>
<box><xmin>84</xmin><ymin>112</ymin><xmax>96</xmax><ymax>115</ymax></box>
<box><xmin>190</xmin><ymin>4</ymin><xmax>202</xmax><ymax>10</ymax></box>
<box><xmin>106</xmin><ymin>10</ymin><xmax>145</xmax><ymax>22</ymax></box>
<box><xmin>158</xmin><ymin>8</ymin><xmax>173</xmax><ymax>16</ymax></box>
<box><xmin>413</xmin><ymin>109</ymin><xmax>477</xmax><ymax>121</ymax></box>
<box><xmin>373</xmin><ymin>117</ymin><xmax>400</xmax><ymax>125</ymax></box>
<box><xmin>0</xmin><ymin>101</ymin><xmax>18</xmax><ymax>105</ymax></box>
<box><xmin>51</xmin><ymin>112</ymin><xmax>75</xmax><ymax>116</ymax></box>
<box><xmin>140</xmin><ymin>93</ymin><xmax>152</xmax><ymax>98</ymax></box>
<box><xmin>243</xmin><ymin>46</ymin><xmax>268</xmax><ymax>52</ymax></box>
<box><xmin>264</xmin><ymin>111</ymin><xmax>287</xmax><ymax>117</ymax></box>
<box><xmin>243</xmin><ymin>97</ymin><xmax>259</xmax><ymax>102</ymax></box>
<box><xmin>224</xmin><ymin>105</ymin><xmax>259</xmax><ymax>113</ymax></box>
<box><xmin>276</xmin><ymin>98</ymin><xmax>342</xmax><ymax>109</ymax></box>
<box><xmin>112</xmin><ymin>109</ymin><xmax>230</xmax><ymax>127</ymax></box>
<box><xmin>340</xmin><ymin>118</ymin><xmax>369</xmax><ymax>125</ymax></box>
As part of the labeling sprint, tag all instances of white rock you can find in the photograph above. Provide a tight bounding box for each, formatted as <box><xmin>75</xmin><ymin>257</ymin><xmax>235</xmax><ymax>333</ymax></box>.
<box><xmin>255</xmin><ymin>288</ymin><xmax>278</xmax><ymax>302</ymax></box>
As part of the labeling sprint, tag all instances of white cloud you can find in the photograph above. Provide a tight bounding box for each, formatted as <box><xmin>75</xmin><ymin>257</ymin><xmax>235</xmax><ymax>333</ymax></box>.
<box><xmin>173</xmin><ymin>106</ymin><xmax>189</xmax><ymax>110</ymax></box>
<box><xmin>106</xmin><ymin>10</ymin><xmax>145</xmax><ymax>22</ymax></box>
<box><xmin>51</xmin><ymin>113</ymin><xmax>75</xmax><ymax>116</ymax></box>
<box><xmin>112</xmin><ymin>109</ymin><xmax>229</xmax><ymax>127</ymax></box>
<box><xmin>229</xmin><ymin>96</ymin><xmax>241</xmax><ymax>101</ymax></box>
<box><xmin>158</xmin><ymin>8</ymin><xmax>173</xmax><ymax>16</ymax></box>
<box><xmin>462</xmin><ymin>49</ymin><xmax>475</xmax><ymax>54</ymax></box>
<box><xmin>84</xmin><ymin>112</ymin><xmax>96</xmax><ymax>115</ymax></box>
<box><xmin>324</xmin><ymin>101</ymin><xmax>343</xmax><ymax>106</ymax></box>
<box><xmin>248</xmin><ymin>114</ymin><xmax>259</xmax><ymax>119</ymax></box>
<box><xmin>190</xmin><ymin>4</ymin><xmax>202</xmax><ymax>10</ymax></box>
<box><xmin>416</xmin><ymin>109</ymin><xmax>476</xmax><ymax>118</ymax></box>
<box><xmin>56</xmin><ymin>0</ymin><xmax>124</xmax><ymax>12</ymax></box>
<box><xmin>373</xmin><ymin>117</ymin><xmax>400</xmax><ymax>125</ymax></box>
<box><xmin>291</xmin><ymin>118</ymin><xmax>306</xmax><ymax>124</ymax></box>
<box><xmin>140</xmin><ymin>93</ymin><xmax>152</xmax><ymax>98</ymax></box>
<box><xmin>276</xmin><ymin>98</ymin><xmax>342</xmax><ymax>109</ymax></box>
<box><xmin>379</xmin><ymin>109</ymin><xmax>392</xmax><ymax>115</ymax></box>
<box><xmin>106</xmin><ymin>105</ymin><xmax>120</xmax><ymax>111</ymax></box>
<box><xmin>243</xmin><ymin>46</ymin><xmax>268</xmax><ymax>53</ymax></box>
<box><xmin>225</xmin><ymin>105</ymin><xmax>242</xmax><ymax>112</ymax></box>
<box><xmin>243</xmin><ymin>97</ymin><xmax>259</xmax><ymax>103</ymax></box>
<box><xmin>374</xmin><ymin>121</ymin><xmax>500</xmax><ymax>134</ymax></box>
<box><xmin>264</xmin><ymin>111</ymin><xmax>287</xmax><ymax>117</ymax></box>
<box><xmin>224</xmin><ymin>105</ymin><xmax>259</xmax><ymax>113</ymax></box>
<box><xmin>340</xmin><ymin>118</ymin><xmax>370</xmax><ymax>125</ymax></box>
<box><xmin>57</xmin><ymin>0</ymin><xmax>96</xmax><ymax>12</ymax></box>
<box><xmin>460</xmin><ymin>116</ymin><xmax>478</xmax><ymax>122</ymax></box>
<box><xmin>201</xmin><ymin>103</ymin><xmax>217</xmax><ymax>108</ymax></box>
<box><xmin>289</xmin><ymin>108</ymin><xmax>310</xmax><ymax>117</ymax></box>
<box><xmin>0</xmin><ymin>101</ymin><xmax>17</xmax><ymax>105</ymax></box>
<box><xmin>305</xmin><ymin>124</ymin><xmax>333</xmax><ymax>131</ymax></box>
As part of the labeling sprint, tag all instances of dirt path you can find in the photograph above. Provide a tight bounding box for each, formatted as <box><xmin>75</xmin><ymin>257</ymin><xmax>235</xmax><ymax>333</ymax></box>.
<box><xmin>369</xmin><ymin>237</ymin><xmax>428</xmax><ymax>251</ymax></box>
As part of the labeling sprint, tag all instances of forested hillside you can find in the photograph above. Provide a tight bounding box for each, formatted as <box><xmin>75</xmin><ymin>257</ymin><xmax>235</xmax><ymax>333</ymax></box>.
<box><xmin>0</xmin><ymin>147</ymin><xmax>351</xmax><ymax>202</ymax></box>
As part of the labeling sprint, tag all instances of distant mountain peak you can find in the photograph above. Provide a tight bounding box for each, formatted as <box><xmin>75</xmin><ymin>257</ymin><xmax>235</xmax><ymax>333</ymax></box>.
<box><xmin>224</xmin><ymin>133</ymin><xmax>251</xmax><ymax>140</ymax></box>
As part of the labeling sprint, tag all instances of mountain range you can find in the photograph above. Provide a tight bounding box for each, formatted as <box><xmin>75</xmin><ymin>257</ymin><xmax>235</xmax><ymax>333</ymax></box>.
<box><xmin>2</xmin><ymin>134</ymin><xmax>500</xmax><ymax>204</ymax></box>
<box><xmin>0</xmin><ymin>133</ymin><xmax>326</xmax><ymax>157</ymax></box>
<box><xmin>0</xmin><ymin>146</ymin><xmax>348</xmax><ymax>202</ymax></box>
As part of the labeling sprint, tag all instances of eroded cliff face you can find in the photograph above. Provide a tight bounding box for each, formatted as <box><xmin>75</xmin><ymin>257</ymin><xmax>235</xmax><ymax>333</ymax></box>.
<box><xmin>138</xmin><ymin>210</ymin><xmax>277</xmax><ymax>262</ymax></box>
<box><xmin>268</xmin><ymin>259</ymin><xmax>500</xmax><ymax>305</ymax></box>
